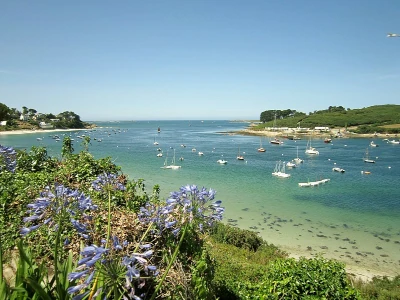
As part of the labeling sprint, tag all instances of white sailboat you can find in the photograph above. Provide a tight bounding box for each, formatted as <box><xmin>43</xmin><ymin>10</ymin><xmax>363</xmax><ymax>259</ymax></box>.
<box><xmin>272</xmin><ymin>161</ymin><xmax>291</xmax><ymax>178</ymax></box>
<box><xmin>237</xmin><ymin>146</ymin><xmax>245</xmax><ymax>160</ymax></box>
<box><xmin>161</xmin><ymin>149</ymin><xmax>181</xmax><ymax>169</ymax></box>
<box><xmin>305</xmin><ymin>138</ymin><xmax>319</xmax><ymax>155</ymax></box>
<box><xmin>258</xmin><ymin>138</ymin><xmax>266</xmax><ymax>152</ymax></box>
<box><xmin>293</xmin><ymin>146</ymin><xmax>303</xmax><ymax>164</ymax></box>
<box><xmin>363</xmin><ymin>148</ymin><xmax>375</xmax><ymax>163</ymax></box>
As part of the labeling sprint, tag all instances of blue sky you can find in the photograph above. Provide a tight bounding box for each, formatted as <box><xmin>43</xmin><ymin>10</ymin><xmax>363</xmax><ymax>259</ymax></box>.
<box><xmin>1</xmin><ymin>0</ymin><xmax>399</xmax><ymax>121</ymax></box>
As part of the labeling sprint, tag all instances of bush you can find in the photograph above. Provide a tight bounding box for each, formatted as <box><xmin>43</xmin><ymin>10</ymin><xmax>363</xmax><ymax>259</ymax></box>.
<box><xmin>354</xmin><ymin>275</ymin><xmax>400</xmax><ymax>299</ymax></box>
<box><xmin>239</xmin><ymin>257</ymin><xmax>360</xmax><ymax>299</ymax></box>
<box><xmin>210</xmin><ymin>222</ymin><xmax>264</xmax><ymax>251</ymax></box>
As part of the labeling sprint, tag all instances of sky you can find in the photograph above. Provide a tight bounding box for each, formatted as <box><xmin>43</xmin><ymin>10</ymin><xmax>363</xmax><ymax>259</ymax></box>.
<box><xmin>1</xmin><ymin>0</ymin><xmax>399</xmax><ymax>121</ymax></box>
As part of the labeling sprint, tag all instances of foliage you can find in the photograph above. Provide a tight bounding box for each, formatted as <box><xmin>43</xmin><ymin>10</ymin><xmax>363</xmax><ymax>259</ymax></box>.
<box><xmin>61</xmin><ymin>136</ymin><xmax>74</xmax><ymax>158</ymax></box>
<box><xmin>17</xmin><ymin>146</ymin><xmax>58</xmax><ymax>173</ymax></box>
<box><xmin>0</xmin><ymin>103</ymin><xmax>11</xmax><ymax>121</ymax></box>
<box><xmin>55</xmin><ymin>151</ymin><xmax>120</xmax><ymax>187</ymax></box>
<box><xmin>354</xmin><ymin>275</ymin><xmax>400</xmax><ymax>300</ymax></box>
<box><xmin>207</xmin><ymin>225</ymin><xmax>287</xmax><ymax>299</ymax></box>
<box><xmin>0</xmin><ymin>104</ymin><xmax>91</xmax><ymax>131</ymax></box>
<box><xmin>210</xmin><ymin>222</ymin><xmax>264</xmax><ymax>251</ymax></box>
<box><xmin>238</xmin><ymin>257</ymin><xmax>360</xmax><ymax>299</ymax></box>
<box><xmin>257</xmin><ymin>105</ymin><xmax>400</xmax><ymax>131</ymax></box>
<box><xmin>260</xmin><ymin>109</ymin><xmax>300</xmax><ymax>123</ymax></box>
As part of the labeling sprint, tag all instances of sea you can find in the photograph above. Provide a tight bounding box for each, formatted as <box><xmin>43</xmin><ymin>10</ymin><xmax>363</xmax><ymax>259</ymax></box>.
<box><xmin>1</xmin><ymin>120</ymin><xmax>399</xmax><ymax>277</ymax></box>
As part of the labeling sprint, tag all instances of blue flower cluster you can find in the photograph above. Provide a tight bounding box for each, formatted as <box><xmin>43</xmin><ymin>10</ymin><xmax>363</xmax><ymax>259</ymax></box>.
<box><xmin>67</xmin><ymin>237</ymin><xmax>157</xmax><ymax>300</ymax></box>
<box><xmin>92</xmin><ymin>172</ymin><xmax>126</xmax><ymax>191</ymax></box>
<box><xmin>139</xmin><ymin>184</ymin><xmax>224</xmax><ymax>235</ymax></box>
<box><xmin>0</xmin><ymin>144</ymin><xmax>17</xmax><ymax>173</ymax></box>
<box><xmin>20</xmin><ymin>184</ymin><xmax>98</xmax><ymax>238</ymax></box>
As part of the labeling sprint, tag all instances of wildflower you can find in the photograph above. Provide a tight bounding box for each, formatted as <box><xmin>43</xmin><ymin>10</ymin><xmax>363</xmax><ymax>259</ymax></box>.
<box><xmin>68</xmin><ymin>239</ymin><xmax>155</xmax><ymax>299</ymax></box>
<box><xmin>21</xmin><ymin>184</ymin><xmax>97</xmax><ymax>237</ymax></box>
<box><xmin>91</xmin><ymin>172</ymin><xmax>126</xmax><ymax>191</ymax></box>
<box><xmin>0</xmin><ymin>145</ymin><xmax>17</xmax><ymax>173</ymax></box>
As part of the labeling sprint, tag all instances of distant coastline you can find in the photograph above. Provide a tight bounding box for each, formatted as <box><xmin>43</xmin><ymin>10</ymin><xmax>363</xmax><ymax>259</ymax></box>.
<box><xmin>0</xmin><ymin>128</ymin><xmax>91</xmax><ymax>136</ymax></box>
<box><xmin>226</xmin><ymin>124</ymin><xmax>400</xmax><ymax>140</ymax></box>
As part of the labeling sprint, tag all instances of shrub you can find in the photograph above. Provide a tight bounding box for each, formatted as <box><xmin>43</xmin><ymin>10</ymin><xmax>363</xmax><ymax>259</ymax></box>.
<box><xmin>239</xmin><ymin>257</ymin><xmax>360</xmax><ymax>299</ymax></box>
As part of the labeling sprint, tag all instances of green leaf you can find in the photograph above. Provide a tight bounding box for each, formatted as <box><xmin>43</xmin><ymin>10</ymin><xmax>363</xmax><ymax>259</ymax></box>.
<box><xmin>24</xmin><ymin>277</ymin><xmax>52</xmax><ymax>300</ymax></box>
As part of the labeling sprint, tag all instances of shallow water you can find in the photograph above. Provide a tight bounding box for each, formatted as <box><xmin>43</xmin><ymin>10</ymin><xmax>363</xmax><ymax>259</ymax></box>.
<box><xmin>2</xmin><ymin>120</ymin><xmax>399</xmax><ymax>276</ymax></box>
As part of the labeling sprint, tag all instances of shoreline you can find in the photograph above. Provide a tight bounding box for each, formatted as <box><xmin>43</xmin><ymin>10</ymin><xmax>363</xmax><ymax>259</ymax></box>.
<box><xmin>0</xmin><ymin>128</ymin><xmax>91</xmax><ymax>136</ymax></box>
<box><xmin>229</xmin><ymin>127</ymin><xmax>399</xmax><ymax>139</ymax></box>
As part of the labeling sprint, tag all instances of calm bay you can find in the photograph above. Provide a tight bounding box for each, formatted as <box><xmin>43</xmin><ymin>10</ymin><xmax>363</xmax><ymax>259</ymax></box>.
<box><xmin>1</xmin><ymin>120</ymin><xmax>399</xmax><ymax>279</ymax></box>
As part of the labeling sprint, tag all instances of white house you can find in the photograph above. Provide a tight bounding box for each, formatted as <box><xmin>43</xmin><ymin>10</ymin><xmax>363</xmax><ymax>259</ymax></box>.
<box><xmin>39</xmin><ymin>122</ymin><xmax>54</xmax><ymax>129</ymax></box>
<box><xmin>20</xmin><ymin>114</ymin><xmax>29</xmax><ymax>121</ymax></box>
<box><xmin>0</xmin><ymin>121</ymin><xmax>7</xmax><ymax>126</ymax></box>
<box><xmin>315</xmin><ymin>126</ymin><xmax>330</xmax><ymax>132</ymax></box>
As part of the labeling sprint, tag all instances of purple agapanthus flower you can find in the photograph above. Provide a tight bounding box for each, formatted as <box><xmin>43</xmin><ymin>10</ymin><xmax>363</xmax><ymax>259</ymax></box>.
<box><xmin>68</xmin><ymin>238</ymin><xmax>156</xmax><ymax>300</ymax></box>
<box><xmin>0</xmin><ymin>145</ymin><xmax>17</xmax><ymax>173</ymax></box>
<box><xmin>20</xmin><ymin>184</ymin><xmax>97</xmax><ymax>238</ymax></box>
<box><xmin>91</xmin><ymin>173</ymin><xmax>126</xmax><ymax>191</ymax></box>
<box><xmin>138</xmin><ymin>185</ymin><xmax>224</xmax><ymax>236</ymax></box>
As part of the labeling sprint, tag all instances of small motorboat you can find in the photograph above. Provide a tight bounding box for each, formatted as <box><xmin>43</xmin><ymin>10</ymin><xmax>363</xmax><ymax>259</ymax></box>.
<box><xmin>286</xmin><ymin>161</ymin><xmax>297</xmax><ymax>168</ymax></box>
<box><xmin>370</xmin><ymin>141</ymin><xmax>379</xmax><ymax>147</ymax></box>
<box><xmin>332</xmin><ymin>167</ymin><xmax>345</xmax><ymax>173</ymax></box>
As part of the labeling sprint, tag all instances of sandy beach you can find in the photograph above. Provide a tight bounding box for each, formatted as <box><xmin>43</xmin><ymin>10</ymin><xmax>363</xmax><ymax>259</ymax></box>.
<box><xmin>0</xmin><ymin>128</ymin><xmax>90</xmax><ymax>136</ymax></box>
<box><xmin>230</xmin><ymin>127</ymin><xmax>399</xmax><ymax>140</ymax></box>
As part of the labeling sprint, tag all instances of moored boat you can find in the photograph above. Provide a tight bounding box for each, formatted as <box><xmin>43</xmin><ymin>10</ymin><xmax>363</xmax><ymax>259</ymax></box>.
<box><xmin>332</xmin><ymin>167</ymin><xmax>345</xmax><ymax>173</ymax></box>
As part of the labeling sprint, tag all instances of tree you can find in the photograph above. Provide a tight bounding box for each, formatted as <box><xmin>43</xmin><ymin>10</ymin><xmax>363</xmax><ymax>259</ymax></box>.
<box><xmin>9</xmin><ymin>108</ymin><xmax>20</xmax><ymax>119</ymax></box>
<box><xmin>28</xmin><ymin>108</ymin><xmax>37</xmax><ymax>117</ymax></box>
<box><xmin>61</xmin><ymin>136</ymin><xmax>74</xmax><ymax>158</ymax></box>
<box><xmin>0</xmin><ymin>103</ymin><xmax>11</xmax><ymax>121</ymax></box>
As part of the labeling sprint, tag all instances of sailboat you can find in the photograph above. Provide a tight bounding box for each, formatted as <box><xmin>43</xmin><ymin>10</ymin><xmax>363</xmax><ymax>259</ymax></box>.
<box><xmin>293</xmin><ymin>146</ymin><xmax>303</xmax><ymax>164</ymax></box>
<box><xmin>272</xmin><ymin>161</ymin><xmax>291</xmax><ymax>178</ymax></box>
<box><xmin>237</xmin><ymin>147</ymin><xmax>245</xmax><ymax>160</ymax></box>
<box><xmin>305</xmin><ymin>138</ymin><xmax>319</xmax><ymax>155</ymax></box>
<box><xmin>363</xmin><ymin>148</ymin><xmax>375</xmax><ymax>163</ymax></box>
<box><xmin>270</xmin><ymin>114</ymin><xmax>283</xmax><ymax>145</ymax></box>
<box><xmin>161</xmin><ymin>149</ymin><xmax>181</xmax><ymax>169</ymax></box>
<box><xmin>258</xmin><ymin>138</ymin><xmax>266</xmax><ymax>152</ymax></box>
<box><xmin>153</xmin><ymin>136</ymin><xmax>159</xmax><ymax>145</ymax></box>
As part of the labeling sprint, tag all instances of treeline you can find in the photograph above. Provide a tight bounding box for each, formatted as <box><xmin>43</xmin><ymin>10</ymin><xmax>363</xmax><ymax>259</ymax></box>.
<box><xmin>0</xmin><ymin>103</ymin><xmax>89</xmax><ymax>130</ymax></box>
<box><xmin>258</xmin><ymin>105</ymin><xmax>400</xmax><ymax>133</ymax></box>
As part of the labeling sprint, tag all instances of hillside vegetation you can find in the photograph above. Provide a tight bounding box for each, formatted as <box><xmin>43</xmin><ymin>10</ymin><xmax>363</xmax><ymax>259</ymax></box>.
<box><xmin>258</xmin><ymin>105</ymin><xmax>400</xmax><ymax>134</ymax></box>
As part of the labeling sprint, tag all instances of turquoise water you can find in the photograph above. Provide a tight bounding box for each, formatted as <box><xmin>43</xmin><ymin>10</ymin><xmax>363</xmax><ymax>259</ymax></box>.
<box><xmin>2</xmin><ymin>120</ymin><xmax>399</xmax><ymax>276</ymax></box>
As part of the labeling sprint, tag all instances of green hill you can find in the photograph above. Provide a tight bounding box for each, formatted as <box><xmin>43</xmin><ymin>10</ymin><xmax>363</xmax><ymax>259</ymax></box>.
<box><xmin>258</xmin><ymin>105</ymin><xmax>400</xmax><ymax>134</ymax></box>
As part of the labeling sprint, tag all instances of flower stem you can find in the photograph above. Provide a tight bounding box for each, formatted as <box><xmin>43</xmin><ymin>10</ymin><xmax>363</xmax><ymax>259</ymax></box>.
<box><xmin>150</xmin><ymin>224</ymin><xmax>188</xmax><ymax>300</ymax></box>
<box><xmin>54</xmin><ymin>210</ymin><xmax>63</xmax><ymax>298</ymax></box>
<box><xmin>106</xmin><ymin>190</ymin><xmax>111</xmax><ymax>247</ymax></box>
